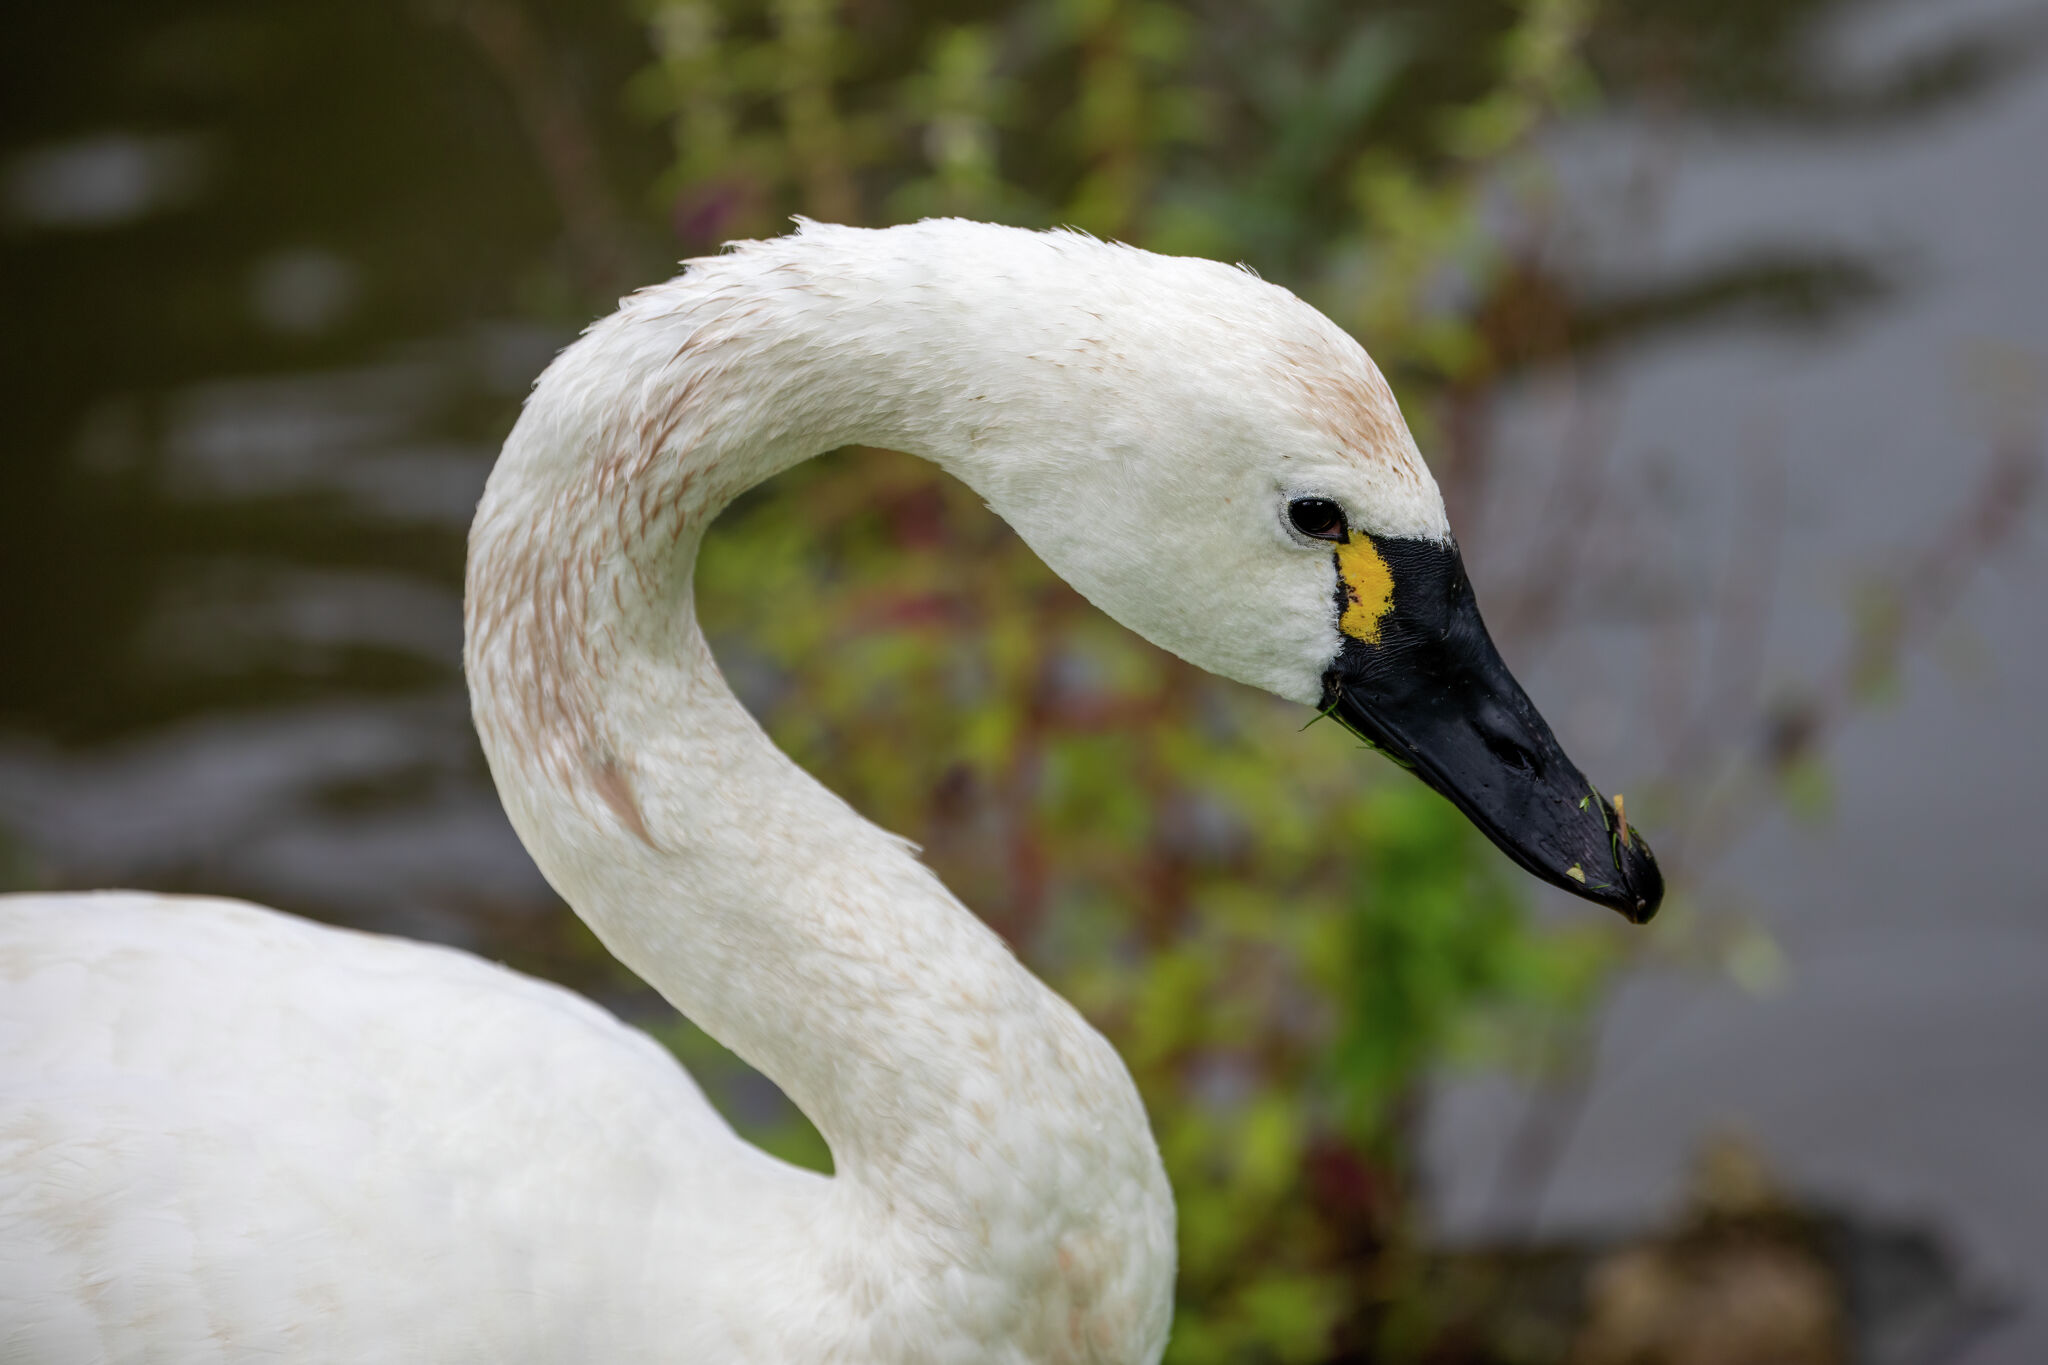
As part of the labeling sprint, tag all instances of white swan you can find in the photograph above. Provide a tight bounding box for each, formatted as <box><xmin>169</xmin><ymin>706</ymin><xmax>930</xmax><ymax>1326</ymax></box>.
<box><xmin>0</xmin><ymin>219</ymin><xmax>1659</xmax><ymax>1364</ymax></box>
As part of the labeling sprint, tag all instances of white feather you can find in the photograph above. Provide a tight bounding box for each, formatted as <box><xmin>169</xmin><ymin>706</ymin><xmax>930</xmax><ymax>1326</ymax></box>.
<box><xmin>1</xmin><ymin>220</ymin><xmax>1447</xmax><ymax>1363</ymax></box>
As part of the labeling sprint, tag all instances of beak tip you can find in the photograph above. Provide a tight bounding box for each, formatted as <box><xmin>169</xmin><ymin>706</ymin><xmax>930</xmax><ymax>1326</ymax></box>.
<box><xmin>1617</xmin><ymin>837</ymin><xmax>1664</xmax><ymax>925</ymax></box>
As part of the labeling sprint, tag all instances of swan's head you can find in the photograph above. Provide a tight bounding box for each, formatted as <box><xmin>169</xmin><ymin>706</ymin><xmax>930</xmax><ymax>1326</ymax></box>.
<box><xmin>938</xmin><ymin>228</ymin><xmax>1662</xmax><ymax>921</ymax></box>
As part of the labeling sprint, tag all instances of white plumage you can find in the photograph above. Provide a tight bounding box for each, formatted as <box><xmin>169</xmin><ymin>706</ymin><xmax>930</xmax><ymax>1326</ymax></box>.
<box><xmin>1</xmin><ymin>220</ymin><xmax>1453</xmax><ymax>1363</ymax></box>
<box><xmin>3</xmin><ymin>892</ymin><xmax>788</xmax><ymax>1360</ymax></box>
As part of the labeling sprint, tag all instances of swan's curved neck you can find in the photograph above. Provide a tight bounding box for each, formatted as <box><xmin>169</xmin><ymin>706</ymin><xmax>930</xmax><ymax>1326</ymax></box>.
<box><xmin>464</xmin><ymin>228</ymin><xmax>1172</xmax><ymax>1350</ymax></box>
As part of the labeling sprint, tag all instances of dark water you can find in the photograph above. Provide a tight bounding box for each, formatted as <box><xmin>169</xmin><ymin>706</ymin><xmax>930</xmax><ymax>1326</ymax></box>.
<box><xmin>0</xmin><ymin>1</ymin><xmax>667</xmax><ymax>962</ymax></box>
<box><xmin>4</xmin><ymin>1</ymin><xmax>2046</xmax><ymax>1360</ymax></box>
<box><xmin>1423</xmin><ymin>6</ymin><xmax>2048</xmax><ymax>1362</ymax></box>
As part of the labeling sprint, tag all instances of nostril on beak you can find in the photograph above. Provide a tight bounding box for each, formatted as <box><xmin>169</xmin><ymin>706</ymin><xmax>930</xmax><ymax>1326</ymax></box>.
<box><xmin>1475</xmin><ymin>705</ymin><xmax>1543</xmax><ymax>777</ymax></box>
<box><xmin>1483</xmin><ymin>732</ymin><xmax>1538</xmax><ymax>774</ymax></box>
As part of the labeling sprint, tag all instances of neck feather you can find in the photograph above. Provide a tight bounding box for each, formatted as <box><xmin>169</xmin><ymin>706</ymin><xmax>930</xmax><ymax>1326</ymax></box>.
<box><xmin>464</xmin><ymin>223</ymin><xmax>1173</xmax><ymax>1354</ymax></box>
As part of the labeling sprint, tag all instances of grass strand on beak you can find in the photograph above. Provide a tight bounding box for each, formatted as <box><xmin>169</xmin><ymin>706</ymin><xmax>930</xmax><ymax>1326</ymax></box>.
<box><xmin>1308</xmin><ymin>684</ymin><xmax>1416</xmax><ymax>771</ymax></box>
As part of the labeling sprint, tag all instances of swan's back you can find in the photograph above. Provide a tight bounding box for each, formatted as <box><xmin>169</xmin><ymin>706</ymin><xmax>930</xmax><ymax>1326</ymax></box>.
<box><xmin>0</xmin><ymin>892</ymin><xmax>825</xmax><ymax>1363</ymax></box>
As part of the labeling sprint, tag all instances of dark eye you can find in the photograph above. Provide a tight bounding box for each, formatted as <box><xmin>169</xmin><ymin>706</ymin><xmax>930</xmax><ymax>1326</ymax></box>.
<box><xmin>1287</xmin><ymin>497</ymin><xmax>1348</xmax><ymax>542</ymax></box>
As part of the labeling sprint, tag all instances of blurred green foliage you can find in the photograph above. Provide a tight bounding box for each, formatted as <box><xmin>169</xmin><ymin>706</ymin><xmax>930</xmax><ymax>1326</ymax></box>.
<box><xmin>622</xmin><ymin>0</ymin><xmax>1630</xmax><ymax>1358</ymax></box>
<box><xmin>623</xmin><ymin>1</ymin><xmax>1630</xmax><ymax>1356</ymax></box>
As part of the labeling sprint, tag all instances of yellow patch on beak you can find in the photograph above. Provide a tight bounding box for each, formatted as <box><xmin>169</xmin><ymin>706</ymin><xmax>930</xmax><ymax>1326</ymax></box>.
<box><xmin>1337</xmin><ymin>534</ymin><xmax>1396</xmax><ymax>643</ymax></box>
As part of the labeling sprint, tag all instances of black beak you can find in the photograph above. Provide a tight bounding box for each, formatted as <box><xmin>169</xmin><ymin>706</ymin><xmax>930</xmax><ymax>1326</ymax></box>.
<box><xmin>1320</xmin><ymin>536</ymin><xmax>1663</xmax><ymax>923</ymax></box>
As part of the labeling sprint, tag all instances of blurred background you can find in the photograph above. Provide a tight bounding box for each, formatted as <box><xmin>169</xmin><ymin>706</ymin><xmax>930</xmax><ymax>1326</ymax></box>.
<box><xmin>3</xmin><ymin>0</ymin><xmax>2044</xmax><ymax>1360</ymax></box>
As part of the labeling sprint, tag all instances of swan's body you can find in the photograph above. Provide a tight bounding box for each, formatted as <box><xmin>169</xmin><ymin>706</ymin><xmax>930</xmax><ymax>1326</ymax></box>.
<box><xmin>1</xmin><ymin>220</ymin><xmax>1658</xmax><ymax>1363</ymax></box>
<box><xmin>2</xmin><ymin>893</ymin><xmax>810</xmax><ymax>1360</ymax></box>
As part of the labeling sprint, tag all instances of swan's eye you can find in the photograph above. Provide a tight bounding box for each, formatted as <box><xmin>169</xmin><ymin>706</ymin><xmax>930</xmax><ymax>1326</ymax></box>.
<box><xmin>1287</xmin><ymin>498</ymin><xmax>1348</xmax><ymax>542</ymax></box>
